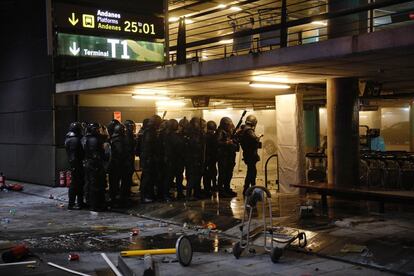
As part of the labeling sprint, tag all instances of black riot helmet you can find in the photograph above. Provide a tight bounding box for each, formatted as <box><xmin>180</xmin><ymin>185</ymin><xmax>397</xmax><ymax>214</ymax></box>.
<box><xmin>148</xmin><ymin>115</ymin><xmax>162</xmax><ymax>129</ymax></box>
<box><xmin>167</xmin><ymin>119</ymin><xmax>179</xmax><ymax>133</ymax></box>
<box><xmin>178</xmin><ymin>117</ymin><xmax>189</xmax><ymax>129</ymax></box>
<box><xmin>68</xmin><ymin>122</ymin><xmax>83</xmax><ymax>136</ymax></box>
<box><xmin>189</xmin><ymin>117</ymin><xmax>201</xmax><ymax>131</ymax></box>
<box><xmin>86</xmin><ymin>122</ymin><xmax>101</xmax><ymax>136</ymax></box>
<box><xmin>112</xmin><ymin>123</ymin><xmax>126</xmax><ymax>137</ymax></box>
<box><xmin>206</xmin><ymin>121</ymin><xmax>217</xmax><ymax>131</ymax></box>
<box><xmin>219</xmin><ymin>117</ymin><xmax>233</xmax><ymax>131</ymax></box>
<box><xmin>245</xmin><ymin>115</ymin><xmax>258</xmax><ymax>127</ymax></box>
<box><xmin>124</xmin><ymin>120</ymin><xmax>136</xmax><ymax>134</ymax></box>
<box><xmin>107</xmin><ymin>119</ymin><xmax>121</xmax><ymax>137</ymax></box>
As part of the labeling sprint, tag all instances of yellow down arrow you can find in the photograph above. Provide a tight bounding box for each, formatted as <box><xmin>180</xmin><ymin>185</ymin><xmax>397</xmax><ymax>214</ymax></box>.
<box><xmin>68</xmin><ymin>13</ymin><xmax>79</xmax><ymax>26</ymax></box>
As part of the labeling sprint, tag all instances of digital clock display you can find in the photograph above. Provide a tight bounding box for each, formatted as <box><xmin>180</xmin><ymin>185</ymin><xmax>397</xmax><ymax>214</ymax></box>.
<box><xmin>54</xmin><ymin>3</ymin><xmax>165</xmax><ymax>41</ymax></box>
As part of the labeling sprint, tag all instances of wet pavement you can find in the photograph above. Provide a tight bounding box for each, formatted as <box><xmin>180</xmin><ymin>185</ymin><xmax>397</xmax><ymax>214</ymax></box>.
<box><xmin>1</xmin><ymin>180</ymin><xmax>413</xmax><ymax>275</ymax></box>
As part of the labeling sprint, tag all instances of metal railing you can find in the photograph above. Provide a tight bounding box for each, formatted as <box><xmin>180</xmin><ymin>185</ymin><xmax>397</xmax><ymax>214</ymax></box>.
<box><xmin>169</xmin><ymin>0</ymin><xmax>414</xmax><ymax>65</ymax></box>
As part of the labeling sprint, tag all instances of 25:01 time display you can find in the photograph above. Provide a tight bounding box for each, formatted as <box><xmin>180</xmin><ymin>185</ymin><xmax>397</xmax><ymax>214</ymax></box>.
<box><xmin>124</xmin><ymin>21</ymin><xmax>156</xmax><ymax>35</ymax></box>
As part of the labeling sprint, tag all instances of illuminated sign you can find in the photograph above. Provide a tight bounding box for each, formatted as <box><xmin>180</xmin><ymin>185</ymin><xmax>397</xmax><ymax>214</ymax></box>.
<box><xmin>54</xmin><ymin>3</ymin><xmax>165</xmax><ymax>41</ymax></box>
<box><xmin>57</xmin><ymin>33</ymin><xmax>164</xmax><ymax>63</ymax></box>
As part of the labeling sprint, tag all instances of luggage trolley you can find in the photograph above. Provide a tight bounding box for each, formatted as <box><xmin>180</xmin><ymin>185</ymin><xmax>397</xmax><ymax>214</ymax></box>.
<box><xmin>233</xmin><ymin>186</ymin><xmax>307</xmax><ymax>263</ymax></box>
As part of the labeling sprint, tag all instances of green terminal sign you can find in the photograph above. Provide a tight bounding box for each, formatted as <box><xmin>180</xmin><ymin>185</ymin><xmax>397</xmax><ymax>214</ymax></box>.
<box><xmin>57</xmin><ymin>33</ymin><xmax>164</xmax><ymax>63</ymax></box>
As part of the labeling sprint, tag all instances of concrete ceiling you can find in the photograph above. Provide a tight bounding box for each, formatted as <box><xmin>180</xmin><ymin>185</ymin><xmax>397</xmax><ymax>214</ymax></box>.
<box><xmin>76</xmin><ymin>45</ymin><xmax>414</xmax><ymax>102</ymax></box>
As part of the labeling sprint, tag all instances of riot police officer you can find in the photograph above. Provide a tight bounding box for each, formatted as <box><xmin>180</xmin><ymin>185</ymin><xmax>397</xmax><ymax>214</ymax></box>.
<box><xmin>216</xmin><ymin>117</ymin><xmax>238</xmax><ymax>197</ymax></box>
<box><xmin>108</xmin><ymin>123</ymin><xmax>126</xmax><ymax>206</ymax></box>
<box><xmin>65</xmin><ymin>122</ymin><xmax>85</xmax><ymax>210</ymax></box>
<box><xmin>140</xmin><ymin>115</ymin><xmax>162</xmax><ymax>203</ymax></box>
<box><xmin>240</xmin><ymin>115</ymin><xmax>262</xmax><ymax>196</ymax></box>
<box><xmin>122</xmin><ymin>120</ymin><xmax>137</xmax><ymax>205</ymax></box>
<box><xmin>83</xmin><ymin>123</ymin><xmax>107</xmax><ymax>211</ymax></box>
<box><xmin>163</xmin><ymin>119</ymin><xmax>185</xmax><ymax>200</ymax></box>
<box><xmin>107</xmin><ymin>119</ymin><xmax>121</xmax><ymax>137</ymax></box>
<box><xmin>203</xmin><ymin>121</ymin><xmax>218</xmax><ymax>196</ymax></box>
<box><xmin>185</xmin><ymin>117</ymin><xmax>205</xmax><ymax>200</ymax></box>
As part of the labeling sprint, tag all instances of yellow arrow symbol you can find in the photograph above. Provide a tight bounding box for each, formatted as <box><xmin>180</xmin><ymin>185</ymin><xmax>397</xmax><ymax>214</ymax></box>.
<box><xmin>68</xmin><ymin>13</ymin><xmax>79</xmax><ymax>26</ymax></box>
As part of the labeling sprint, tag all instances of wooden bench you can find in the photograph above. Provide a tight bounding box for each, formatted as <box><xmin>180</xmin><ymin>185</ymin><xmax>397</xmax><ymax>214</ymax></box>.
<box><xmin>291</xmin><ymin>183</ymin><xmax>414</xmax><ymax>213</ymax></box>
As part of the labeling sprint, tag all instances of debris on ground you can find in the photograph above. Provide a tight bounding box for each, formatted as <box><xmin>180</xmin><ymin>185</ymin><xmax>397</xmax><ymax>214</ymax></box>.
<box><xmin>68</xmin><ymin>253</ymin><xmax>80</xmax><ymax>261</ymax></box>
<box><xmin>340</xmin><ymin>244</ymin><xmax>368</xmax><ymax>253</ymax></box>
<box><xmin>203</xmin><ymin>222</ymin><xmax>217</xmax><ymax>230</ymax></box>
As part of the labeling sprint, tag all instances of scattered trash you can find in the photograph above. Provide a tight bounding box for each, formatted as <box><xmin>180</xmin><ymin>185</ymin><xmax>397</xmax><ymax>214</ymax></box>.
<box><xmin>90</xmin><ymin>211</ymin><xmax>99</xmax><ymax>217</ymax></box>
<box><xmin>159</xmin><ymin>223</ymin><xmax>168</xmax><ymax>227</ymax></box>
<box><xmin>161</xmin><ymin>256</ymin><xmax>178</xmax><ymax>263</ymax></box>
<box><xmin>203</xmin><ymin>222</ymin><xmax>217</xmax><ymax>230</ymax></box>
<box><xmin>48</xmin><ymin>262</ymin><xmax>91</xmax><ymax>276</ymax></box>
<box><xmin>334</xmin><ymin>219</ymin><xmax>354</xmax><ymax>228</ymax></box>
<box><xmin>2</xmin><ymin>244</ymin><xmax>30</xmax><ymax>263</ymax></box>
<box><xmin>9</xmin><ymin>209</ymin><xmax>16</xmax><ymax>216</ymax></box>
<box><xmin>340</xmin><ymin>244</ymin><xmax>368</xmax><ymax>253</ymax></box>
<box><xmin>131</xmin><ymin>228</ymin><xmax>139</xmax><ymax>236</ymax></box>
<box><xmin>101</xmin><ymin>253</ymin><xmax>123</xmax><ymax>276</ymax></box>
<box><xmin>58</xmin><ymin>203</ymin><xmax>65</xmax><ymax>208</ymax></box>
<box><xmin>1</xmin><ymin>218</ymin><xmax>11</xmax><ymax>224</ymax></box>
<box><xmin>198</xmin><ymin>228</ymin><xmax>211</xmax><ymax>235</ymax></box>
<box><xmin>0</xmin><ymin>260</ymin><xmax>37</xmax><ymax>267</ymax></box>
<box><xmin>49</xmin><ymin>194</ymin><xmax>54</xmax><ymax>199</ymax></box>
<box><xmin>68</xmin><ymin>253</ymin><xmax>80</xmax><ymax>261</ymax></box>
<box><xmin>183</xmin><ymin>223</ymin><xmax>189</xmax><ymax>229</ymax></box>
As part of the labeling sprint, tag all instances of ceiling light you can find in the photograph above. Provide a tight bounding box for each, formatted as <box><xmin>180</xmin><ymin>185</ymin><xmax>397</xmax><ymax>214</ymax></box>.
<box><xmin>252</xmin><ymin>76</ymin><xmax>289</xmax><ymax>83</ymax></box>
<box><xmin>169</xmin><ymin>17</ymin><xmax>193</xmax><ymax>24</ymax></box>
<box><xmin>311</xmin><ymin>21</ymin><xmax>327</xmax><ymax>26</ymax></box>
<box><xmin>132</xmin><ymin>95</ymin><xmax>170</xmax><ymax>100</ymax></box>
<box><xmin>230</xmin><ymin>6</ymin><xmax>242</xmax><ymax>11</ymax></box>
<box><xmin>219</xmin><ymin>39</ymin><xmax>234</xmax><ymax>44</ymax></box>
<box><xmin>134</xmin><ymin>89</ymin><xmax>168</xmax><ymax>95</ymax></box>
<box><xmin>156</xmin><ymin>100</ymin><xmax>186</xmax><ymax>108</ymax></box>
<box><xmin>217</xmin><ymin>4</ymin><xmax>227</xmax><ymax>8</ymax></box>
<box><xmin>249</xmin><ymin>82</ymin><xmax>291</xmax><ymax>89</ymax></box>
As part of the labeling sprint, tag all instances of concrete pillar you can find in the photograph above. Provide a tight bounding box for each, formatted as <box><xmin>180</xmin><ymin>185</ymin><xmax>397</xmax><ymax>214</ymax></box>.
<box><xmin>275</xmin><ymin>94</ymin><xmax>305</xmax><ymax>194</ymax></box>
<box><xmin>410</xmin><ymin>101</ymin><xmax>414</xmax><ymax>152</ymax></box>
<box><xmin>327</xmin><ymin>78</ymin><xmax>360</xmax><ymax>187</ymax></box>
<box><xmin>328</xmin><ymin>0</ymin><xmax>368</xmax><ymax>39</ymax></box>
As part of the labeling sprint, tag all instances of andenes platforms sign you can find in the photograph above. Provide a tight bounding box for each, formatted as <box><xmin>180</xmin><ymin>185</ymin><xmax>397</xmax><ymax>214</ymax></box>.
<box><xmin>54</xmin><ymin>2</ymin><xmax>165</xmax><ymax>63</ymax></box>
<box><xmin>54</xmin><ymin>3</ymin><xmax>165</xmax><ymax>41</ymax></box>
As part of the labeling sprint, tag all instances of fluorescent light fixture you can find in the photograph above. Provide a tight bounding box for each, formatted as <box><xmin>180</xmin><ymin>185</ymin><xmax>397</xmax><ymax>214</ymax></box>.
<box><xmin>156</xmin><ymin>100</ymin><xmax>186</xmax><ymax>108</ymax></box>
<box><xmin>252</xmin><ymin>76</ymin><xmax>289</xmax><ymax>83</ymax></box>
<box><xmin>132</xmin><ymin>95</ymin><xmax>170</xmax><ymax>100</ymax></box>
<box><xmin>311</xmin><ymin>21</ymin><xmax>327</xmax><ymax>26</ymax></box>
<box><xmin>249</xmin><ymin>82</ymin><xmax>291</xmax><ymax>89</ymax></box>
<box><xmin>219</xmin><ymin>39</ymin><xmax>234</xmax><ymax>44</ymax></box>
<box><xmin>168</xmin><ymin>17</ymin><xmax>193</xmax><ymax>24</ymax></box>
<box><xmin>230</xmin><ymin>6</ymin><xmax>242</xmax><ymax>11</ymax></box>
<box><xmin>217</xmin><ymin>4</ymin><xmax>227</xmax><ymax>8</ymax></box>
<box><xmin>134</xmin><ymin>89</ymin><xmax>168</xmax><ymax>95</ymax></box>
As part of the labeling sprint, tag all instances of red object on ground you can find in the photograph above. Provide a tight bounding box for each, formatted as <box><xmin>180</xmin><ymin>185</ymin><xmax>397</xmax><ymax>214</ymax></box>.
<box><xmin>59</xmin><ymin>171</ymin><xmax>66</xmax><ymax>187</ymax></box>
<box><xmin>131</xmin><ymin>228</ymin><xmax>140</xmax><ymax>236</ymax></box>
<box><xmin>410</xmin><ymin>13</ymin><xmax>414</xmax><ymax>20</ymax></box>
<box><xmin>0</xmin><ymin>172</ymin><xmax>5</xmax><ymax>188</ymax></box>
<box><xmin>66</xmin><ymin>170</ymin><xmax>72</xmax><ymax>188</ymax></box>
<box><xmin>68</xmin><ymin>253</ymin><xmax>80</xmax><ymax>261</ymax></box>
<box><xmin>6</xmin><ymin>184</ymin><xmax>23</xmax><ymax>191</ymax></box>
<box><xmin>2</xmin><ymin>244</ymin><xmax>30</xmax><ymax>263</ymax></box>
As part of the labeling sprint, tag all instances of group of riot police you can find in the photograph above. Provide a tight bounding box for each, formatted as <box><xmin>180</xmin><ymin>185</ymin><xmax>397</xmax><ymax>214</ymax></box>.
<box><xmin>64</xmin><ymin>113</ymin><xmax>261</xmax><ymax>211</ymax></box>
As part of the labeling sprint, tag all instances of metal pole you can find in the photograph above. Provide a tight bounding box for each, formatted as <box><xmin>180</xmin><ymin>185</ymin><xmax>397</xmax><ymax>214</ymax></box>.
<box><xmin>280</xmin><ymin>0</ymin><xmax>288</xmax><ymax>48</ymax></box>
